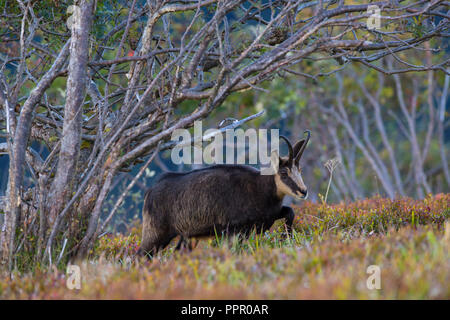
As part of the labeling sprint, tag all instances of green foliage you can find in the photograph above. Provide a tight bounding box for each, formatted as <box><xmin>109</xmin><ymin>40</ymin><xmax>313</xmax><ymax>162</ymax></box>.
<box><xmin>409</xmin><ymin>15</ymin><xmax>426</xmax><ymax>38</ymax></box>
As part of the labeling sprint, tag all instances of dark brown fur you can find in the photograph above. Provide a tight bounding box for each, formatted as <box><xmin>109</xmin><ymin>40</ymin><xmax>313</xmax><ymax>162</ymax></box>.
<box><xmin>139</xmin><ymin>133</ymin><xmax>310</xmax><ymax>258</ymax></box>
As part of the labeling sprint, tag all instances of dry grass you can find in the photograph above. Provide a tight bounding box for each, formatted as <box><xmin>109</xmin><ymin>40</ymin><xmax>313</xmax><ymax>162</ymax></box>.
<box><xmin>1</xmin><ymin>194</ymin><xmax>448</xmax><ymax>299</ymax></box>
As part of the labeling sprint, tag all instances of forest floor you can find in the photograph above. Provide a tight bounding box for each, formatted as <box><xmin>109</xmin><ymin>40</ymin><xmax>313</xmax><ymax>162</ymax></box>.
<box><xmin>0</xmin><ymin>194</ymin><xmax>448</xmax><ymax>299</ymax></box>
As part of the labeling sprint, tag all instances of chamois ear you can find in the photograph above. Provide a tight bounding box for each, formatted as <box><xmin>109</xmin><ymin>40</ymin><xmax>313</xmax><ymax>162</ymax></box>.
<box><xmin>270</xmin><ymin>150</ymin><xmax>280</xmax><ymax>174</ymax></box>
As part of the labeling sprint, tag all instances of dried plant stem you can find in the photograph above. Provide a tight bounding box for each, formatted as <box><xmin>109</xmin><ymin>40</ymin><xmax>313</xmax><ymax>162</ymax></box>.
<box><xmin>325</xmin><ymin>172</ymin><xmax>333</xmax><ymax>204</ymax></box>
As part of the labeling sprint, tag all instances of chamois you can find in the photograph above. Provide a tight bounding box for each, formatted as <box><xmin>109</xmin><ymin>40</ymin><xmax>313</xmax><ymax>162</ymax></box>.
<box><xmin>139</xmin><ymin>131</ymin><xmax>311</xmax><ymax>257</ymax></box>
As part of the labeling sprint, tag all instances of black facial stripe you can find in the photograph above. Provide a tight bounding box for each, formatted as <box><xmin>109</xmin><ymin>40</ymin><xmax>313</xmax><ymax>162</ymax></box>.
<box><xmin>282</xmin><ymin>176</ymin><xmax>302</xmax><ymax>193</ymax></box>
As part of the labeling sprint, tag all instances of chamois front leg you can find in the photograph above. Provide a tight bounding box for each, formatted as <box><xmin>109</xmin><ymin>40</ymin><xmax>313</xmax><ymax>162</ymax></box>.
<box><xmin>174</xmin><ymin>236</ymin><xmax>193</xmax><ymax>252</ymax></box>
<box><xmin>280</xmin><ymin>206</ymin><xmax>295</xmax><ymax>235</ymax></box>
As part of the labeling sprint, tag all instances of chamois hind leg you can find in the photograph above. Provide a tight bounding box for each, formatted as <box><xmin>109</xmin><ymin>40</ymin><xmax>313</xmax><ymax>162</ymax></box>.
<box><xmin>139</xmin><ymin>234</ymin><xmax>176</xmax><ymax>259</ymax></box>
<box><xmin>280</xmin><ymin>206</ymin><xmax>295</xmax><ymax>236</ymax></box>
<box><xmin>139</xmin><ymin>215</ymin><xmax>176</xmax><ymax>259</ymax></box>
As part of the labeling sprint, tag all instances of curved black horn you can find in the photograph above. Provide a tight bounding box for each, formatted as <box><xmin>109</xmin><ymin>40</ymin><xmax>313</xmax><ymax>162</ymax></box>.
<box><xmin>294</xmin><ymin>130</ymin><xmax>311</xmax><ymax>165</ymax></box>
<box><xmin>280</xmin><ymin>135</ymin><xmax>293</xmax><ymax>166</ymax></box>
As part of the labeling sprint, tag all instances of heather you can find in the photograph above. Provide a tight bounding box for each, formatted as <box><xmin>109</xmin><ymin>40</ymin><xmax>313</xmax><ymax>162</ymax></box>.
<box><xmin>0</xmin><ymin>194</ymin><xmax>448</xmax><ymax>299</ymax></box>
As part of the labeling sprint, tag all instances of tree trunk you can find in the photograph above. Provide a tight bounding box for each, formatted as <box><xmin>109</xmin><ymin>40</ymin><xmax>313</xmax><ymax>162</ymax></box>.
<box><xmin>0</xmin><ymin>42</ymin><xmax>70</xmax><ymax>269</ymax></box>
<box><xmin>47</xmin><ymin>1</ymin><xmax>95</xmax><ymax>227</ymax></box>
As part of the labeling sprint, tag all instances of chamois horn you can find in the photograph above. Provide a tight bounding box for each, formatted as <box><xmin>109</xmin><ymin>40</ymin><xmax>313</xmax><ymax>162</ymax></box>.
<box><xmin>294</xmin><ymin>130</ymin><xmax>311</xmax><ymax>166</ymax></box>
<box><xmin>280</xmin><ymin>135</ymin><xmax>294</xmax><ymax>166</ymax></box>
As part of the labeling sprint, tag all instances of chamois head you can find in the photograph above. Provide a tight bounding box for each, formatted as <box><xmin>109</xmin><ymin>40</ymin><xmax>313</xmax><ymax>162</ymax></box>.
<box><xmin>270</xmin><ymin>131</ymin><xmax>311</xmax><ymax>200</ymax></box>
